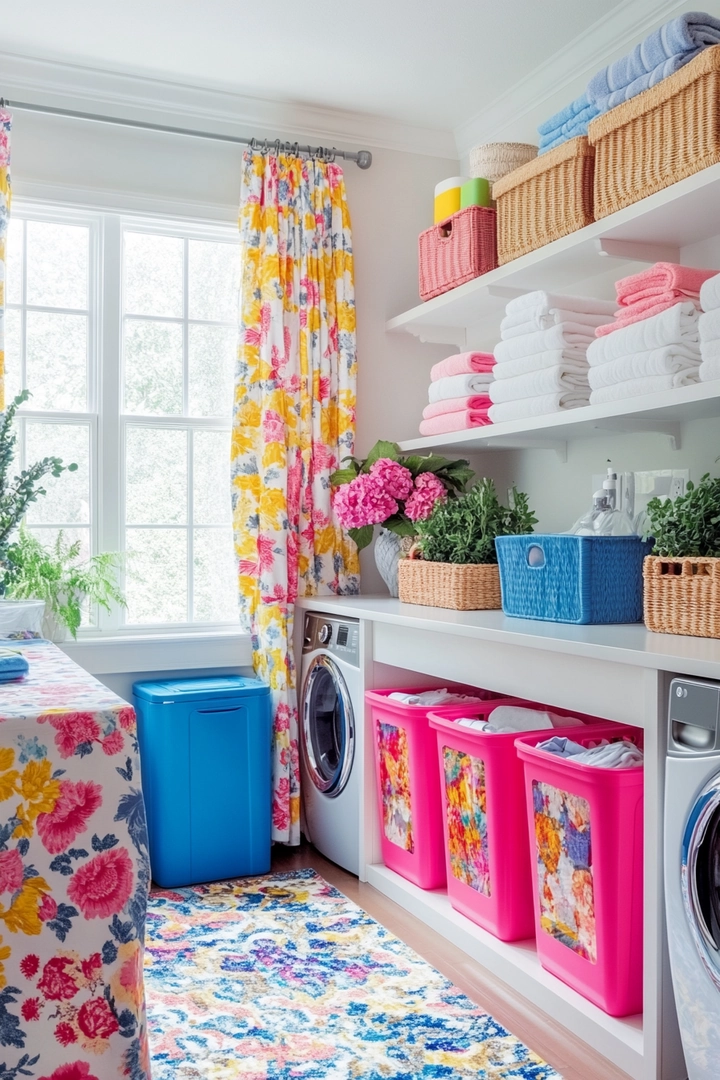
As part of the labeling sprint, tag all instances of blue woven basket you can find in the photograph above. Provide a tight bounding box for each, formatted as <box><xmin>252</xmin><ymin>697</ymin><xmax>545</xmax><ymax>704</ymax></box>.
<box><xmin>495</xmin><ymin>534</ymin><xmax>653</xmax><ymax>624</ymax></box>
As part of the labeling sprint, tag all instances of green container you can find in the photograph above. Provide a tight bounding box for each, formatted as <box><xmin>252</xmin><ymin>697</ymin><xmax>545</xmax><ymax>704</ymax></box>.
<box><xmin>460</xmin><ymin>177</ymin><xmax>491</xmax><ymax>209</ymax></box>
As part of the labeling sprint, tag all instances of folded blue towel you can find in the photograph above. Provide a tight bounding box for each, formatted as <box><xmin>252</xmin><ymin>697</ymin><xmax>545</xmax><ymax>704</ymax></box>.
<box><xmin>538</xmin><ymin>100</ymin><xmax>602</xmax><ymax>152</ymax></box>
<box><xmin>0</xmin><ymin>648</ymin><xmax>29</xmax><ymax>682</ymax></box>
<box><xmin>587</xmin><ymin>12</ymin><xmax>720</xmax><ymax>110</ymax></box>
<box><xmin>537</xmin><ymin>93</ymin><xmax>592</xmax><ymax>136</ymax></box>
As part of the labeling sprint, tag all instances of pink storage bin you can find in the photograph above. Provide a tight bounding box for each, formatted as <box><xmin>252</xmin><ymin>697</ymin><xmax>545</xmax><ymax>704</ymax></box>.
<box><xmin>430</xmin><ymin>702</ymin><xmax>599</xmax><ymax>942</ymax></box>
<box><xmin>418</xmin><ymin>206</ymin><xmax>497</xmax><ymax>301</ymax></box>
<box><xmin>366</xmin><ymin>685</ymin><xmax>503</xmax><ymax>889</ymax></box>
<box><xmin>515</xmin><ymin>724</ymin><xmax>644</xmax><ymax>1017</ymax></box>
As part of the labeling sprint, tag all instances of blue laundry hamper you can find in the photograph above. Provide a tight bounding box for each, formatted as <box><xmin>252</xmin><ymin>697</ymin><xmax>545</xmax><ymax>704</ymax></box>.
<box><xmin>133</xmin><ymin>675</ymin><xmax>272</xmax><ymax>887</ymax></box>
<box><xmin>495</xmin><ymin>534</ymin><xmax>652</xmax><ymax>624</ymax></box>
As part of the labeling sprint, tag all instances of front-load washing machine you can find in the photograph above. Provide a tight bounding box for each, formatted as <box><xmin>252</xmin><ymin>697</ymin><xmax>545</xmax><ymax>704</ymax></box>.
<box><xmin>665</xmin><ymin>676</ymin><xmax>720</xmax><ymax>1079</ymax></box>
<box><xmin>300</xmin><ymin>612</ymin><xmax>361</xmax><ymax>875</ymax></box>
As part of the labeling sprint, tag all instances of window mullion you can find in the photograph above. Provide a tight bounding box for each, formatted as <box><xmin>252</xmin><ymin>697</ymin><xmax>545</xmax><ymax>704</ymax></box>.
<box><xmin>98</xmin><ymin>214</ymin><xmax>123</xmax><ymax>634</ymax></box>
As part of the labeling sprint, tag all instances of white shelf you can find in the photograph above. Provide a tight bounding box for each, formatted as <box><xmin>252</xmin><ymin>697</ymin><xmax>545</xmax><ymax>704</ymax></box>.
<box><xmin>366</xmin><ymin>863</ymin><xmax>644</xmax><ymax>1078</ymax></box>
<box><xmin>387</xmin><ymin>161</ymin><xmax>720</xmax><ymax>347</ymax></box>
<box><xmin>398</xmin><ymin>379</ymin><xmax>720</xmax><ymax>457</ymax></box>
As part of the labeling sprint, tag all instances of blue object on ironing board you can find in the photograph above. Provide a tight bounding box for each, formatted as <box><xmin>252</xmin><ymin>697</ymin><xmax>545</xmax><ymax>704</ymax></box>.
<box><xmin>0</xmin><ymin>648</ymin><xmax>29</xmax><ymax>682</ymax></box>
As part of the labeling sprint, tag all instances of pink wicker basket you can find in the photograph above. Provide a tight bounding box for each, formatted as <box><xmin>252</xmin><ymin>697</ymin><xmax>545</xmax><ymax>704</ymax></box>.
<box><xmin>418</xmin><ymin>206</ymin><xmax>497</xmax><ymax>301</ymax></box>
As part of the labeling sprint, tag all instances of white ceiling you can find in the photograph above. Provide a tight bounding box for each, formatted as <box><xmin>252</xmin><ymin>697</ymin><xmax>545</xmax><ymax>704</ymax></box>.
<box><xmin>3</xmin><ymin>0</ymin><xmax>627</xmax><ymax>133</ymax></box>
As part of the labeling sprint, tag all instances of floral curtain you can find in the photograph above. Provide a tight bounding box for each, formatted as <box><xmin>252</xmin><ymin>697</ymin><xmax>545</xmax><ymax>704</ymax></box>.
<box><xmin>232</xmin><ymin>151</ymin><xmax>359</xmax><ymax>844</ymax></box>
<box><xmin>0</xmin><ymin>108</ymin><xmax>11</xmax><ymax>413</ymax></box>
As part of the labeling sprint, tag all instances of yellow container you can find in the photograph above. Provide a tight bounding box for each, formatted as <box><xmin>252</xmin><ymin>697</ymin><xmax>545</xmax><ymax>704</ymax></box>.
<box><xmin>434</xmin><ymin>176</ymin><xmax>467</xmax><ymax>223</ymax></box>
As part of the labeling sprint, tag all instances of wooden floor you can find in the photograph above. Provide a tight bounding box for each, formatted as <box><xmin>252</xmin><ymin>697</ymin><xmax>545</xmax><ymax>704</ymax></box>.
<box><xmin>272</xmin><ymin>841</ymin><xmax>630</xmax><ymax>1080</ymax></box>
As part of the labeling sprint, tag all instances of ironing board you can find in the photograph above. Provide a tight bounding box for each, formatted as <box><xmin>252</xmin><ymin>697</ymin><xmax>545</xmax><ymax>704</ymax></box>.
<box><xmin>0</xmin><ymin>640</ymin><xmax>150</xmax><ymax>1080</ymax></box>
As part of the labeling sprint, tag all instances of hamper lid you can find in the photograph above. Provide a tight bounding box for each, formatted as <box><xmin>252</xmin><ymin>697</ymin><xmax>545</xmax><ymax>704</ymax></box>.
<box><xmin>133</xmin><ymin>675</ymin><xmax>270</xmax><ymax>703</ymax></box>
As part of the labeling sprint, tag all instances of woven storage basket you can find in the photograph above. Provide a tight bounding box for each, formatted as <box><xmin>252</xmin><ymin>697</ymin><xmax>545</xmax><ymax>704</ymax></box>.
<box><xmin>418</xmin><ymin>206</ymin><xmax>497</xmax><ymax>301</ymax></box>
<box><xmin>469</xmin><ymin>142</ymin><xmax>538</xmax><ymax>184</ymax></box>
<box><xmin>588</xmin><ymin>45</ymin><xmax>720</xmax><ymax>219</ymax></box>
<box><xmin>492</xmin><ymin>137</ymin><xmax>595</xmax><ymax>265</ymax></box>
<box><xmin>643</xmin><ymin>555</ymin><xmax>720</xmax><ymax>638</ymax></box>
<box><xmin>398</xmin><ymin>559</ymin><xmax>501</xmax><ymax>610</ymax></box>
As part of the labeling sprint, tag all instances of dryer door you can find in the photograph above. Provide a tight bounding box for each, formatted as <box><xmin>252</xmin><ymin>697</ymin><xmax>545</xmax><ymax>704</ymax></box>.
<box><xmin>683</xmin><ymin>773</ymin><xmax>720</xmax><ymax>987</ymax></box>
<box><xmin>302</xmin><ymin>655</ymin><xmax>355</xmax><ymax>797</ymax></box>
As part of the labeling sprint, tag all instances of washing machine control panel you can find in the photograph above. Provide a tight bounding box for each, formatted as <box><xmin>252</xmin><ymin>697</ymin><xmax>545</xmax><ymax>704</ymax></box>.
<box><xmin>303</xmin><ymin>613</ymin><xmax>359</xmax><ymax>664</ymax></box>
<box><xmin>318</xmin><ymin>623</ymin><xmax>332</xmax><ymax>645</ymax></box>
<box><xmin>669</xmin><ymin>678</ymin><xmax>720</xmax><ymax>755</ymax></box>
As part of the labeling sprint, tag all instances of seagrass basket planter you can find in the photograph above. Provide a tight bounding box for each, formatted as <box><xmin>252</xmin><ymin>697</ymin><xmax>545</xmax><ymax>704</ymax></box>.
<box><xmin>398</xmin><ymin>558</ymin><xmax>502</xmax><ymax>611</ymax></box>
<box><xmin>643</xmin><ymin>555</ymin><xmax>720</xmax><ymax>638</ymax></box>
<box><xmin>492</xmin><ymin>136</ymin><xmax>595</xmax><ymax>264</ymax></box>
<box><xmin>588</xmin><ymin>44</ymin><xmax>720</xmax><ymax>219</ymax></box>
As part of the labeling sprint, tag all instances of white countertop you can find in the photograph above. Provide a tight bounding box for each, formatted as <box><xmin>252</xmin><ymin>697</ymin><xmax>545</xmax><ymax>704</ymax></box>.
<box><xmin>298</xmin><ymin>594</ymin><xmax>720</xmax><ymax>680</ymax></box>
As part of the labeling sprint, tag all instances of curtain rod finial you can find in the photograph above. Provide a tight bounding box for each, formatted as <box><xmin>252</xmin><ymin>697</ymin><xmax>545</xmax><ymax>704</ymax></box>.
<box><xmin>356</xmin><ymin>150</ymin><xmax>372</xmax><ymax>170</ymax></box>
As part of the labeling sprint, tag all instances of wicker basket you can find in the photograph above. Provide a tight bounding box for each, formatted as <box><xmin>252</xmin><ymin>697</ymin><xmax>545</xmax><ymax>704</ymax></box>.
<box><xmin>492</xmin><ymin>137</ymin><xmax>595</xmax><ymax>265</ymax></box>
<box><xmin>643</xmin><ymin>555</ymin><xmax>720</xmax><ymax>638</ymax></box>
<box><xmin>469</xmin><ymin>142</ymin><xmax>538</xmax><ymax>184</ymax></box>
<box><xmin>588</xmin><ymin>45</ymin><xmax>720</xmax><ymax>220</ymax></box>
<box><xmin>398</xmin><ymin>559</ymin><xmax>501</xmax><ymax>610</ymax></box>
<box><xmin>418</xmin><ymin>206</ymin><xmax>497</xmax><ymax>301</ymax></box>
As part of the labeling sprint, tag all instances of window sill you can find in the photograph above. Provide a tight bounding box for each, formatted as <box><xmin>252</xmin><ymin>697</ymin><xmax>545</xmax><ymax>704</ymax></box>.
<box><xmin>60</xmin><ymin>630</ymin><xmax>252</xmax><ymax>676</ymax></box>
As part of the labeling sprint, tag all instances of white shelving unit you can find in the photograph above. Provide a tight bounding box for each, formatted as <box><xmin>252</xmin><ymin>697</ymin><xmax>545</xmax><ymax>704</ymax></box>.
<box><xmin>386</xmin><ymin>161</ymin><xmax>720</xmax><ymax>458</ymax></box>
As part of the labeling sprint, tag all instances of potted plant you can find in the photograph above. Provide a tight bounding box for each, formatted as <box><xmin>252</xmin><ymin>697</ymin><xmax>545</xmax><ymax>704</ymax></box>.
<box><xmin>331</xmin><ymin>440</ymin><xmax>474</xmax><ymax>595</ymax></box>
<box><xmin>643</xmin><ymin>473</ymin><xmax>720</xmax><ymax>638</ymax></box>
<box><xmin>4</xmin><ymin>527</ymin><xmax>126</xmax><ymax>641</ymax></box>
<box><xmin>398</xmin><ymin>478</ymin><xmax>536</xmax><ymax>610</ymax></box>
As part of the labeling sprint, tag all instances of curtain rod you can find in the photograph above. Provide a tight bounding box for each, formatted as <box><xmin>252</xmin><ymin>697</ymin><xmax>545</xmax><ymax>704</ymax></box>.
<box><xmin>0</xmin><ymin>98</ymin><xmax>373</xmax><ymax>169</ymax></box>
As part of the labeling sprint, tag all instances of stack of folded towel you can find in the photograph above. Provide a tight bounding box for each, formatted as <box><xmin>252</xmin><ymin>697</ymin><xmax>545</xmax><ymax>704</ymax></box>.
<box><xmin>420</xmin><ymin>352</ymin><xmax>495</xmax><ymax>436</ymax></box>
<box><xmin>488</xmin><ymin>291</ymin><xmax>615</xmax><ymax>423</ymax></box>
<box><xmin>586</xmin><ymin>303</ymin><xmax>703</xmax><ymax>404</ymax></box>
<box><xmin>597</xmin><ymin>262</ymin><xmax>714</xmax><ymax>337</ymax></box>
<box><xmin>538</xmin><ymin>12</ymin><xmax>720</xmax><ymax>153</ymax></box>
<box><xmin>698</xmin><ymin>272</ymin><xmax>720</xmax><ymax>382</ymax></box>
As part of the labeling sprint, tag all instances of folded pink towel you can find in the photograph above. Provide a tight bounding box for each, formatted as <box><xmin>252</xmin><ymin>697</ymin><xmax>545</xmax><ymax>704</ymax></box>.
<box><xmin>596</xmin><ymin>295</ymin><xmax>700</xmax><ymax>337</ymax></box>
<box><xmin>430</xmin><ymin>352</ymin><xmax>496</xmax><ymax>381</ymax></box>
<box><xmin>615</xmin><ymin>263</ymin><xmax>717</xmax><ymax>307</ymax></box>
<box><xmin>423</xmin><ymin>395</ymin><xmax>492</xmax><ymax>420</ymax></box>
<box><xmin>419</xmin><ymin>409</ymin><xmax>491</xmax><ymax>436</ymax></box>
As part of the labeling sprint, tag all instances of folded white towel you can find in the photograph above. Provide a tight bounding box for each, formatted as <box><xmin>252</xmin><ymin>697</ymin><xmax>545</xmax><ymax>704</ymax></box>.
<box><xmin>428</xmin><ymin>372</ymin><xmax>493</xmax><ymax>404</ymax></box>
<box><xmin>586</xmin><ymin>303</ymin><xmax>700</xmax><ymax>366</ymax></box>
<box><xmin>490</xmin><ymin>366</ymin><xmax>589</xmax><ymax>403</ymax></box>
<box><xmin>505</xmin><ymin>290</ymin><xmax>617</xmax><ymax>317</ymax></box>
<box><xmin>700</xmin><ymin>272</ymin><xmax>720</xmax><ymax>313</ymax></box>
<box><xmin>699</xmin><ymin>308</ymin><xmax>720</xmax><ymax>340</ymax></box>
<box><xmin>492</xmin><ymin>350</ymin><xmax>589</xmax><ymax>381</ymax></box>
<box><xmin>500</xmin><ymin>308</ymin><xmax>614</xmax><ymax>338</ymax></box>
<box><xmin>587</xmin><ymin>346</ymin><xmax>701</xmax><ymax>389</ymax></box>
<box><xmin>589</xmin><ymin>370</ymin><xmax>700</xmax><ymax>404</ymax></box>
<box><xmin>495</xmin><ymin>325</ymin><xmax>594</xmax><ymax>363</ymax></box>
<box><xmin>700</xmin><ymin>358</ymin><xmax>720</xmax><ymax>381</ymax></box>
<box><xmin>700</xmin><ymin>337</ymin><xmax>720</xmax><ymax>361</ymax></box>
<box><xmin>488</xmin><ymin>392</ymin><xmax>589</xmax><ymax>423</ymax></box>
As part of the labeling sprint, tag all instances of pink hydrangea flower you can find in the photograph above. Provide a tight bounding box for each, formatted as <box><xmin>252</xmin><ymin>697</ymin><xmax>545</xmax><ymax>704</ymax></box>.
<box><xmin>368</xmin><ymin>458</ymin><xmax>414</xmax><ymax>501</ymax></box>
<box><xmin>333</xmin><ymin>474</ymin><xmax>398</xmax><ymax>530</ymax></box>
<box><xmin>405</xmin><ymin>473</ymin><xmax>448</xmax><ymax>522</ymax></box>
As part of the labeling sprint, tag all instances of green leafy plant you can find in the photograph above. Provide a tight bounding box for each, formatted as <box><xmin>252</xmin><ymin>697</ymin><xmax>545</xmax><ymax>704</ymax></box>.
<box><xmin>413</xmin><ymin>478</ymin><xmax>537</xmax><ymax>564</ymax></box>
<box><xmin>646</xmin><ymin>473</ymin><xmax>720</xmax><ymax>558</ymax></box>
<box><xmin>4</xmin><ymin>528</ymin><xmax>126</xmax><ymax>639</ymax></box>
<box><xmin>0</xmin><ymin>390</ymin><xmax>77</xmax><ymax>574</ymax></box>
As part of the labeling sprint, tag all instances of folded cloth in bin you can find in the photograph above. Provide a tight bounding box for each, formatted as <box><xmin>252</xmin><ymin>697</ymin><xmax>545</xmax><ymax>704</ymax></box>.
<box><xmin>387</xmin><ymin>689</ymin><xmax>485</xmax><ymax>706</ymax></box>
<box><xmin>537</xmin><ymin>735</ymin><xmax>644</xmax><ymax>768</ymax></box>
<box><xmin>457</xmin><ymin>706</ymin><xmax>585</xmax><ymax>733</ymax></box>
<box><xmin>0</xmin><ymin>648</ymin><xmax>29</xmax><ymax>682</ymax></box>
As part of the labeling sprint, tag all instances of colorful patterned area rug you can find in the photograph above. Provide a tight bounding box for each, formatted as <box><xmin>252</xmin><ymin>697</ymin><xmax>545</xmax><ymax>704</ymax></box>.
<box><xmin>144</xmin><ymin>868</ymin><xmax>562</xmax><ymax>1079</ymax></box>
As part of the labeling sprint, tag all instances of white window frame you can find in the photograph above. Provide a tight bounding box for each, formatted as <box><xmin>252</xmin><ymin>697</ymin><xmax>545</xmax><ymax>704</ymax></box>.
<box><xmin>9</xmin><ymin>200</ymin><xmax>241</xmax><ymax>639</ymax></box>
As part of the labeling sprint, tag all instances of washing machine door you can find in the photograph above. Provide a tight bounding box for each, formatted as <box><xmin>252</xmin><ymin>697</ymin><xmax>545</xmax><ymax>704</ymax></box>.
<box><xmin>302</xmin><ymin>655</ymin><xmax>355</xmax><ymax>797</ymax></box>
<box><xmin>683</xmin><ymin>773</ymin><xmax>720</xmax><ymax>987</ymax></box>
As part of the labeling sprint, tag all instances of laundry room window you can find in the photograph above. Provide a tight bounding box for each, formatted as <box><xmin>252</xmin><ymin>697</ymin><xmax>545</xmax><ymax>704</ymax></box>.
<box><xmin>4</xmin><ymin>203</ymin><xmax>241</xmax><ymax>634</ymax></box>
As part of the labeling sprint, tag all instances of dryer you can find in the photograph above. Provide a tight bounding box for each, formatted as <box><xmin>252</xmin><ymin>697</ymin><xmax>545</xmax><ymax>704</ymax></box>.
<box><xmin>300</xmin><ymin>612</ymin><xmax>361</xmax><ymax>875</ymax></box>
<box><xmin>665</xmin><ymin>676</ymin><xmax>720</xmax><ymax>1079</ymax></box>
